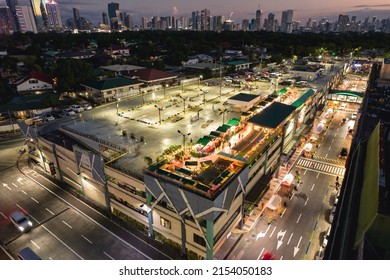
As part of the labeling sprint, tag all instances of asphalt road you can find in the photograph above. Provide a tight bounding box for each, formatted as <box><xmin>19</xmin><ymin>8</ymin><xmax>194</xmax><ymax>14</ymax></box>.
<box><xmin>226</xmin><ymin>103</ymin><xmax>358</xmax><ymax>260</ymax></box>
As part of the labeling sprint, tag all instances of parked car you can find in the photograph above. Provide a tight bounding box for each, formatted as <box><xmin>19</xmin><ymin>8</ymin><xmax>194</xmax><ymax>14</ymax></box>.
<box><xmin>351</xmin><ymin>113</ymin><xmax>357</xmax><ymax>119</ymax></box>
<box><xmin>70</xmin><ymin>104</ymin><xmax>84</xmax><ymax>113</ymax></box>
<box><xmin>322</xmin><ymin>226</ymin><xmax>332</xmax><ymax>247</ymax></box>
<box><xmin>329</xmin><ymin>206</ymin><xmax>336</xmax><ymax>223</ymax></box>
<box><xmin>44</xmin><ymin>113</ymin><xmax>55</xmax><ymax>121</ymax></box>
<box><xmin>63</xmin><ymin>108</ymin><xmax>75</xmax><ymax>116</ymax></box>
<box><xmin>82</xmin><ymin>103</ymin><xmax>92</xmax><ymax>110</ymax></box>
<box><xmin>295</xmin><ymin>81</ymin><xmax>309</xmax><ymax>87</ymax></box>
<box><xmin>339</xmin><ymin>147</ymin><xmax>348</xmax><ymax>158</ymax></box>
<box><xmin>10</xmin><ymin>211</ymin><xmax>32</xmax><ymax>233</ymax></box>
<box><xmin>279</xmin><ymin>80</ymin><xmax>293</xmax><ymax>86</ymax></box>
<box><xmin>51</xmin><ymin>110</ymin><xmax>66</xmax><ymax>118</ymax></box>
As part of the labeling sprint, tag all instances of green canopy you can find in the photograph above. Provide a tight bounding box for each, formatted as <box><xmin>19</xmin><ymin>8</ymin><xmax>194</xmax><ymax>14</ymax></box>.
<box><xmin>217</xmin><ymin>124</ymin><xmax>232</xmax><ymax>133</ymax></box>
<box><xmin>277</xmin><ymin>88</ymin><xmax>288</xmax><ymax>95</ymax></box>
<box><xmin>227</xmin><ymin>118</ymin><xmax>240</xmax><ymax>126</ymax></box>
<box><xmin>196</xmin><ymin>135</ymin><xmax>214</xmax><ymax>146</ymax></box>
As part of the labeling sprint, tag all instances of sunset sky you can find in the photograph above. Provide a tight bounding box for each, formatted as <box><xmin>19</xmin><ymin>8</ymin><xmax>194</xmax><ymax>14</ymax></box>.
<box><xmin>3</xmin><ymin>0</ymin><xmax>390</xmax><ymax>25</ymax></box>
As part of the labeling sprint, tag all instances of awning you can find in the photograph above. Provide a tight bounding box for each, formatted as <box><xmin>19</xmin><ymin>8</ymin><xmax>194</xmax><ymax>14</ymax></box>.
<box><xmin>210</xmin><ymin>131</ymin><xmax>222</xmax><ymax>137</ymax></box>
<box><xmin>216</xmin><ymin>124</ymin><xmax>232</xmax><ymax>133</ymax></box>
<box><xmin>266</xmin><ymin>195</ymin><xmax>282</xmax><ymax>210</ymax></box>
<box><xmin>282</xmin><ymin>173</ymin><xmax>294</xmax><ymax>187</ymax></box>
<box><xmin>303</xmin><ymin>143</ymin><xmax>313</xmax><ymax>152</ymax></box>
<box><xmin>227</xmin><ymin>118</ymin><xmax>240</xmax><ymax>126</ymax></box>
<box><xmin>196</xmin><ymin>136</ymin><xmax>213</xmax><ymax>146</ymax></box>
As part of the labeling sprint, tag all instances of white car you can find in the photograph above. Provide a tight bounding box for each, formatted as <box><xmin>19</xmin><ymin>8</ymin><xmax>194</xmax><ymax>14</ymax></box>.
<box><xmin>70</xmin><ymin>104</ymin><xmax>84</xmax><ymax>113</ymax></box>
<box><xmin>63</xmin><ymin>108</ymin><xmax>75</xmax><ymax>116</ymax></box>
<box><xmin>82</xmin><ymin>103</ymin><xmax>92</xmax><ymax>110</ymax></box>
<box><xmin>329</xmin><ymin>206</ymin><xmax>336</xmax><ymax>223</ymax></box>
<box><xmin>44</xmin><ymin>114</ymin><xmax>55</xmax><ymax>121</ymax></box>
<box><xmin>10</xmin><ymin>211</ymin><xmax>32</xmax><ymax>233</ymax></box>
<box><xmin>351</xmin><ymin>113</ymin><xmax>357</xmax><ymax>119</ymax></box>
<box><xmin>322</xmin><ymin>226</ymin><xmax>331</xmax><ymax>247</ymax></box>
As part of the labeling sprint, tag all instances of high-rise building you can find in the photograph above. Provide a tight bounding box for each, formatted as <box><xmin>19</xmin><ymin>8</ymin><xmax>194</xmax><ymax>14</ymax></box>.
<box><xmin>102</xmin><ymin>12</ymin><xmax>108</xmax><ymax>25</ymax></box>
<box><xmin>30</xmin><ymin>0</ymin><xmax>48</xmax><ymax>30</ymax></box>
<box><xmin>0</xmin><ymin>6</ymin><xmax>17</xmax><ymax>34</ymax></box>
<box><xmin>255</xmin><ymin>8</ymin><xmax>262</xmax><ymax>30</ymax></box>
<box><xmin>73</xmin><ymin>7</ymin><xmax>80</xmax><ymax>29</ymax></box>
<box><xmin>45</xmin><ymin>0</ymin><xmax>62</xmax><ymax>29</ymax></box>
<box><xmin>107</xmin><ymin>2</ymin><xmax>119</xmax><ymax>30</ymax></box>
<box><xmin>124</xmin><ymin>14</ymin><xmax>132</xmax><ymax>29</ymax></box>
<box><xmin>141</xmin><ymin>16</ymin><xmax>148</xmax><ymax>30</ymax></box>
<box><xmin>280</xmin><ymin>10</ymin><xmax>293</xmax><ymax>33</ymax></box>
<box><xmin>265</xmin><ymin>13</ymin><xmax>275</xmax><ymax>31</ymax></box>
<box><xmin>242</xmin><ymin>19</ymin><xmax>249</xmax><ymax>31</ymax></box>
<box><xmin>15</xmin><ymin>5</ymin><xmax>37</xmax><ymax>33</ymax></box>
<box><xmin>200</xmin><ymin>9</ymin><xmax>210</xmax><ymax>31</ymax></box>
<box><xmin>6</xmin><ymin>0</ymin><xmax>19</xmax><ymax>13</ymax></box>
<box><xmin>337</xmin><ymin>14</ymin><xmax>350</xmax><ymax>32</ymax></box>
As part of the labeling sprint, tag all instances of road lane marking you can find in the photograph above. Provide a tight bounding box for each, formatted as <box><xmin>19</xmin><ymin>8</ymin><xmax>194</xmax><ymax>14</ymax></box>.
<box><xmin>257</xmin><ymin>248</ymin><xmax>265</xmax><ymax>260</ymax></box>
<box><xmin>325</xmin><ymin>153</ymin><xmax>328</xmax><ymax>158</ymax></box>
<box><xmin>290</xmin><ymin>193</ymin><xmax>295</xmax><ymax>200</ymax></box>
<box><xmin>81</xmin><ymin>235</ymin><xmax>93</xmax><ymax>244</ymax></box>
<box><xmin>21</xmin><ymin>190</ymin><xmax>27</xmax><ymax>194</ymax></box>
<box><xmin>30</xmin><ymin>240</ymin><xmax>40</xmax><ymax>250</ymax></box>
<box><xmin>316</xmin><ymin>172</ymin><xmax>320</xmax><ymax>178</ymax></box>
<box><xmin>269</xmin><ymin>226</ymin><xmax>276</xmax><ymax>238</ymax></box>
<box><xmin>256</xmin><ymin>224</ymin><xmax>271</xmax><ymax>240</ymax></box>
<box><xmin>328</xmin><ymin>146</ymin><xmax>332</xmax><ymax>150</ymax></box>
<box><xmin>332</xmin><ymin>139</ymin><xmax>334</xmax><ymax>143</ymax></box>
<box><xmin>303</xmin><ymin>169</ymin><xmax>307</xmax><ymax>175</ymax></box>
<box><xmin>12</xmin><ymin>183</ymin><xmax>18</xmax><ymax>188</ymax></box>
<box><xmin>287</xmin><ymin>233</ymin><xmax>293</xmax><ymax>245</ymax></box>
<box><xmin>305</xmin><ymin>197</ymin><xmax>309</xmax><ymax>206</ymax></box>
<box><xmin>103</xmin><ymin>251</ymin><xmax>115</xmax><ymax>260</ymax></box>
<box><xmin>0</xmin><ymin>212</ymin><xmax>8</xmax><ymax>219</ymax></box>
<box><xmin>62</xmin><ymin>221</ymin><xmax>72</xmax><ymax>229</ymax></box>
<box><xmin>293</xmin><ymin>236</ymin><xmax>302</xmax><ymax>257</ymax></box>
<box><xmin>281</xmin><ymin>208</ymin><xmax>287</xmax><ymax>217</ymax></box>
<box><xmin>280</xmin><ymin>256</ymin><xmax>283</xmax><ymax>260</ymax></box>
<box><xmin>17</xmin><ymin>178</ymin><xmax>24</xmax><ymax>185</ymax></box>
<box><xmin>311</xmin><ymin>183</ymin><xmax>315</xmax><ymax>191</ymax></box>
<box><xmin>296</xmin><ymin>213</ymin><xmax>302</xmax><ymax>223</ymax></box>
<box><xmin>337</xmin><ymin>128</ymin><xmax>339</xmax><ymax>131</ymax></box>
<box><xmin>49</xmin><ymin>257</ymin><xmax>53</xmax><ymax>260</ymax></box>
<box><xmin>46</xmin><ymin>208</ymin><xmax>54</xmax><ymax>215</ymax></box>
<box><xmin>31</xmin><ymin>197</ymin><xmax>39</xmax><ymax>204</ymax></box>
<box><xmin>3</xmin><ymin>183</ymin><xmax>11</xmax><ymax>190</ymax></box>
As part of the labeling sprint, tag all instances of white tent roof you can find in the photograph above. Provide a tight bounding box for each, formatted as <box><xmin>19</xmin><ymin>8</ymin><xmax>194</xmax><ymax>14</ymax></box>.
<box><xmin>303</xmin><ymin>143</ymin><xmax>313</xmax><ymax>152</ymax></box>
<box><xmin>316</xmin><ymin>123</ymin><xmax>324</xmax><ymax>132</ymax></box>
<box><xmin>282</xmin><ymin>173</ymin><xmax>294</xmax><ymax>186</ymax></box>
<box><xmin>266</xmin><ymin>195</ymin><xmax>282</xmax><ymax>210</ymax></box>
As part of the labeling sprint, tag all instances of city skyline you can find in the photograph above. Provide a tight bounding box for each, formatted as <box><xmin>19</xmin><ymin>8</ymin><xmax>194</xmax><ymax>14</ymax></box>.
<box><xmin>55</xmin><ymin>0</ymin><xmax>390</xmax><ymax>26</ymax></box>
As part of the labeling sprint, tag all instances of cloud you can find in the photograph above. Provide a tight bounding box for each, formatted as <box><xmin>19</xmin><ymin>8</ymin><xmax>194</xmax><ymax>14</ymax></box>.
<box><xmin>354</xmin><ymin>4</ymin><xmax>390</xmax><ymax>8</ymax></box>
<box><xmin>172</xmin><ymin>6</ymin><xmax>178</xmax><ymax>16</ymax></box>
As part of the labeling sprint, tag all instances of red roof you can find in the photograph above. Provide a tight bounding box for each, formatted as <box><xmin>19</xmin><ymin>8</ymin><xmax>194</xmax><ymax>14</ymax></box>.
<box><xmin>127</xmin><ymin>68</ymin><xmax>177</xmax><ymax>82</ymax></box>
<box><xmin>17</xmin><ymin>71</ymin><xmax>53</xmax><ymax>85</ymax></box>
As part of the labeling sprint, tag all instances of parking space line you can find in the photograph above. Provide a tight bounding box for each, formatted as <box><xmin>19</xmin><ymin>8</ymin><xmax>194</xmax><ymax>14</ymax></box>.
<box><xmin>46</xmin><ymin>208</ymin><xmax>54</xmax><ymax>215</ymax></box>
<box><xmin>30</xmin><ymin>240</ymin><xmax>40</xmax><ymax>250</ymax></box>
<box><xmin>0</xmin><ymin>212</ymin><xmax>8</xmax><ymax>219</ymax></box>
<box><xmin>31</xmin><ymin>197</ymin><xmax>39</xmax><ymax>204</ymax></box>
<box><xmin>21</xmin><ymin>190</ymin><xmax>27</xmax><ymax>195</ymax></box>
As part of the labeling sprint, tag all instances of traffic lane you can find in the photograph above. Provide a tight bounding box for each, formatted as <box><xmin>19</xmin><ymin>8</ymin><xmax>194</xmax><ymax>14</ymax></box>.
<box><xmin>5</xmin><ymin>223</ymin><xmax>82</xmax><ymax>260</ymax></box>
<box><xmin>43</xmin><ymin>208</ymin><xmax>149</xmax><ymax>260</ymax></box>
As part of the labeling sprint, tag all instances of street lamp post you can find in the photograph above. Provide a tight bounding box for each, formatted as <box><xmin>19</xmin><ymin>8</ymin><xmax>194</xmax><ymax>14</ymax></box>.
<box><xmin>114</xmin><ymin>87</ymin><xmax>119</xmax><ymax>126</ymax></box>
<box><xmin>154</xmin><ymin>105</ymin><xmax>164</xmax><ymax>125</ymax></box>
<box><xmin>177</xmin><ymin>130</ymin><xmax>191</xmax><ymax>165</ymax></box>
<box><xmin>198</xmin><ymin>75</ymin><xmax>203</xmax><ymax>88</ymax></box>
<box><xmin>218</xmin><ymin>108</ymin><xmax>228</xmax><ymax>124</ymax></box>
<box><xmin>179</xmin><ymin>95</ymin><xmax>187</xmax><ymax>114</ymax></box>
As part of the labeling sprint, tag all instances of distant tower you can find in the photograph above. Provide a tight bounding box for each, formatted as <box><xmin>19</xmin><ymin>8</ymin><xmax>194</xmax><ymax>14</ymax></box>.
<box><xmin>102</xmin><ymin>12</ymin><xmax>108</xmax><ymax>25</ymax></box>
<box><xmin>29</xmin><ymin>0</ymin><xmax>47</xmax><ymax>30</ymax></box>
<box><xmin>15</xmin><ymin>5</ymin><xmax>38</xmax><ymax>33</ymax></box>
<box><xmin>0</xmin><ymin>6</ymin><xmax>17</xmax><ymax>34</ymax></box>
<box><xmin>107</xmin><ymin>2</ymin><xmax>119</xmax><ymax>30</ymax></box>
<box><xmin>45</xmin><ymin>0</ymin><xmax>62</xmax><ymax>29</ymax></box>
<box><xmin>73</xmin><ymin>7</ymin><xmax>80</xmax><ymax>29</ymax></box>
<box><xmin>255</xmin><ymin>5</ymin><xmax>262</xmax><ymax>31</ymax></box>
<box><xmin>281</xmin><ymin>10</ymin><xmax>293</xmax><ymax>33</ymax></box>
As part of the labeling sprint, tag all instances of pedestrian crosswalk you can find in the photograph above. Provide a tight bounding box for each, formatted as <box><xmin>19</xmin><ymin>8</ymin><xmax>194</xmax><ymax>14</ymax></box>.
<box><xmin>296</xmin><ymin>158</ymin><xmax>345</xmax><ymax>176</ymax></box>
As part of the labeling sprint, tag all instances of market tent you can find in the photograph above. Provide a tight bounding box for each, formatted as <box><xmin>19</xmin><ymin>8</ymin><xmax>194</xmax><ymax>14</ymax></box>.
<box><xmin>227</xmin><ymin>118</ymin><xmax>240</xmax><ymax>126</ymax></box>
<box><xmin>303</xmin><ymin>143</ymin><xmax>313</xmax><ymax>152</ymax></box>
<box><xmin>281</xmin><ymin>173</ymin><xmax>294</xmax><ymax>187</ymax></box>
<box><xmin>316</xmin><ymin>123</ymin><xmax>324</xmax><ymax>132</ymax></box>
<box><xmin>216</xmin><ymin>124</ymin><xmax>232</xmax><ymax>133</ymax></box>
<box><xmin>196</xmin><ymin>135</ymin><xmax>214</xmax><ymax>146</ymax></box>
<box><xmin>266</xmin><ymin>195</ymin><xmax>282</xmax><ymax>210</ymax></box>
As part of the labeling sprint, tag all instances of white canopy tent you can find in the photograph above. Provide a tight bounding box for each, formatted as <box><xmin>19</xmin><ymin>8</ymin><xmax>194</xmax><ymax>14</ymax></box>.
<box><xmin>303</xmin><ymin>143</ymin><xmax>313</xmax><ymax>152</ymax></box>
<box><xmin>266</xmin><ymin>194</ymin><xmax>282</xmax><ymax>210</ymax></box>
<box><xmin>281</xmin><ymin>173</ymin><xmax>294</xmax><ymax>187</ymax></box>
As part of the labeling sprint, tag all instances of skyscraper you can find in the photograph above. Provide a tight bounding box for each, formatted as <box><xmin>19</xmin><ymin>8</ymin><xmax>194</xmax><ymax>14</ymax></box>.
<box><xmin>102</xmin><ymin>12</ymin><xmax>108</xmax><ymax>25</ymax></box>
<box><xmin>30</xmin><ymin>0</ymin><xmax>48</xmax><ymax>30</ymax></box>
<box><xmin>281</xmin><ymin>10</ymin><xmax>293</xmax><ymax>33</ymax></box>
<box><xmin>266</xmin><ymin>13</ymin><xmax>275</xmax><ymax>31</ymax></box>
<box><xmin>73</xmin><ymin>7</ymin><xmax>80</xmax><ymax>29</ymax></box>
<box><xmin>0</xmin><ymin>6</ymin><xmax>17</xmax><ymax>34</ymax></box>
<box><xmin>255</xmin><ymin>8</ymin><xmax>262</xmax><ymax>31</ymax></box>
<box><xmin>15</xmin><ymin>5</ymin><xmax>37</xmax><ymax>33</ymax></box>
<box><xmin>107</xmin><ymin>2</ymin><xmax>119</xmax><ymax>30</ymax></box>
<box><xmin>45</xmin><ymin>0</ymin><xmax>62</xmax><ymax>29</ymax></box>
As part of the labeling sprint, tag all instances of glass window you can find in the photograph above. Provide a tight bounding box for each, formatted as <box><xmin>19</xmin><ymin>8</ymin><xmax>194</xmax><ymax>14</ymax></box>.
<box><xmin>193</xmin><ymin>233</ymin><xmax>206</xmax><ymax>247</ymax></box>
<box><xmin>160</xmin><ymin>217</ymin><xmax>171</xmax><ymax>229</ymax></box>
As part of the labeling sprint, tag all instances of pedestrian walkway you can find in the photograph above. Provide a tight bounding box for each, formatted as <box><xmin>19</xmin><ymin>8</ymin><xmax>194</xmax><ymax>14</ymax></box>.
<box><xmin>296</xmin><ymin>158</ymin><xmax>345</xmax><ymax>176</ymax></box>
